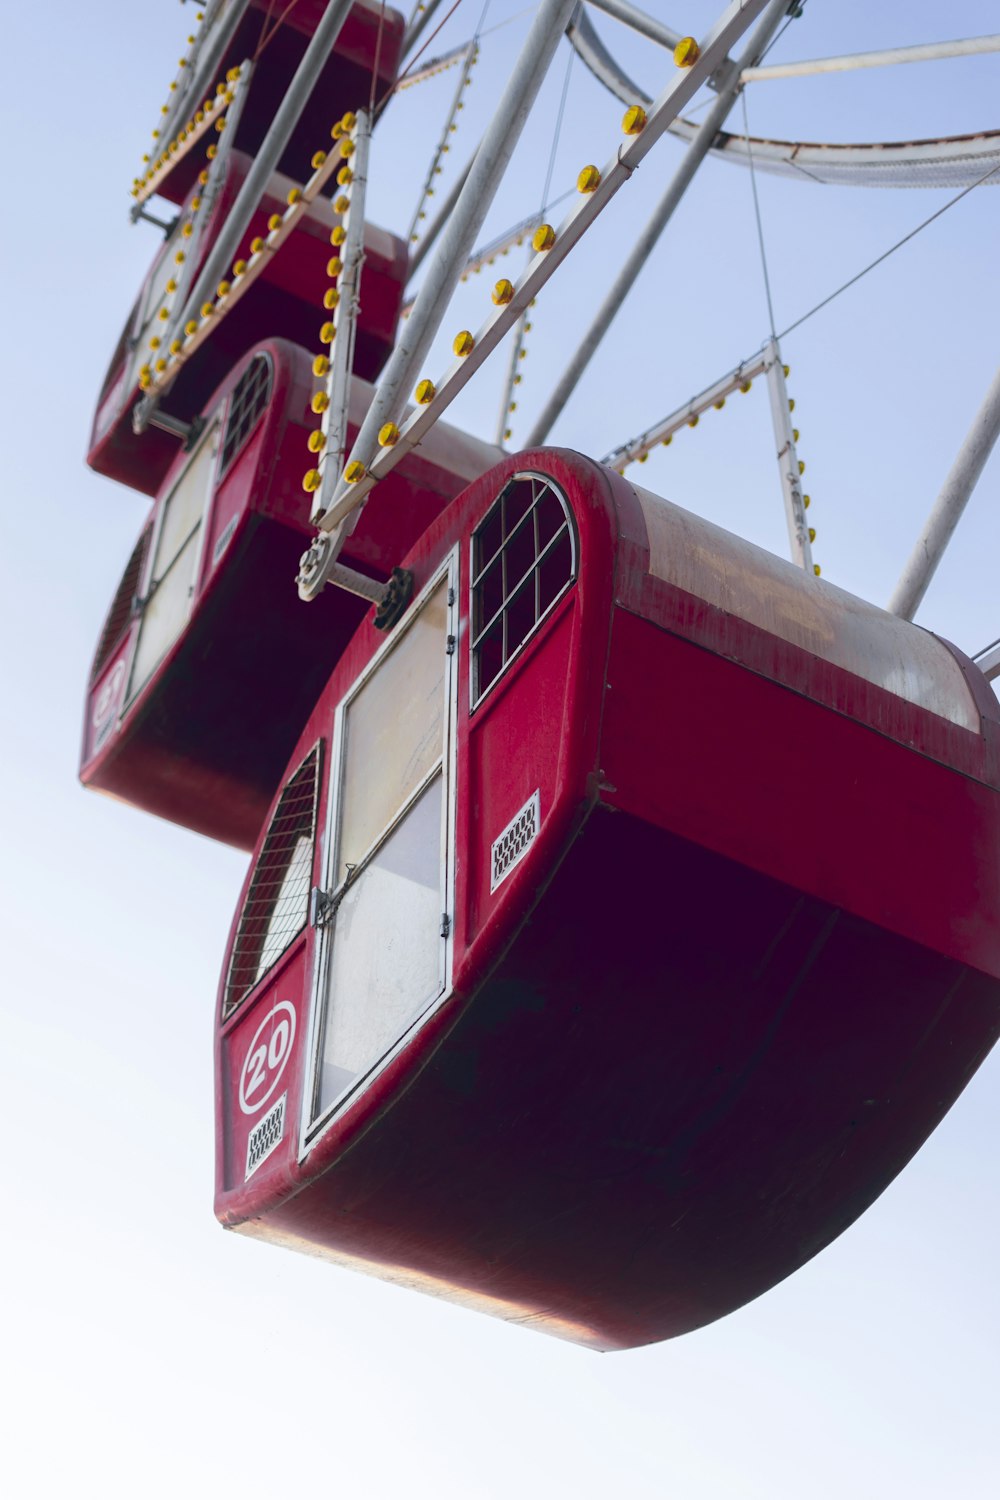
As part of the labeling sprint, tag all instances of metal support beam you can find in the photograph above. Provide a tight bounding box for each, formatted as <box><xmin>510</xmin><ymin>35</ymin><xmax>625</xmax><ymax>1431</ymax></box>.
<box><xmin>403</xmin><ymin>0</ymin><xmax>448</xmax><ymax>60</ymax></box>
<box><xmin>973</xmin><ymin>639</ymin><xmax>1000</xmax><ymax>682</ymax></box>
<box><xmin>297</xmin><ymin>0</ymin><xmax>774</xmax><ymax>599</ymax></box>
<box><xmin>888</xmin><ymin>364</ymin><xmax>1000</xmax><ymax>619</ymax></box>
<box><xmin>743</xmin><ymin>34</ymin><xmax>1000</xmax><ymax>83</ymax></box>
<box><xmin>525</xmin><ymin>0</ymin><xmax>790</xmax><ymax>446</ymax></box>
<box><xmin>585</xmin><ymin>0</ymin><xmax>682</xmax><ymax>51</ymax></box>
<box><xmin>310</xmin><ymin>0</ymin><xmax>580</xmax><ymax>529</ymax></box>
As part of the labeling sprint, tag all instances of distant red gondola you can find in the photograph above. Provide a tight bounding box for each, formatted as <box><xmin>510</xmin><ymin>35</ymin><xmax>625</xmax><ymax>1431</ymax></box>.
<box><xmin>81</xmin><ymin>340</ymin><xmax>499</xmax><ymax>847</ymax></box>
<box><xmin>213</xmin><ymin>450</ymin><xmax>1000</xmax><ymax>1350</ymax></box>
<box><xmin>145</xmin><ymin>0</ymin><xmax>403</xmax><ymax>206</ymax></box>
<box><xmin>89</xmin><ymin>149</ymin><xmax>406</xmax><ymax>496</ymax></box>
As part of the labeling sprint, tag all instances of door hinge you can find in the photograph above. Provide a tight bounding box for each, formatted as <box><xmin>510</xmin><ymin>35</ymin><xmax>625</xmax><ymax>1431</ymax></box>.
<box><xmin>310</xmin><ymin>886</ymin><xmax>336</xmax><ymax>929</ymax></box>
<box><xmin>440</xmin><ymin>912</ymin><xmax>451</xmax><ymax>938</ymax></box>
<box><xmin>448</xmin><ymin>587</ymin><xmax>456</xmax><ymax>606</ymax></box>
<box><xmin>446</xmin><ymin>634</ymin><xmax>456</xmax><ymax>656</ymax></box>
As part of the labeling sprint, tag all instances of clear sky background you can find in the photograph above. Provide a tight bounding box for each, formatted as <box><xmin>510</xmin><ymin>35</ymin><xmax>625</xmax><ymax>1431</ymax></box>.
<box><xmin>2</xmin><ymin>2</ymin><xmax>998</xmax><ymax>1496</ymax></box>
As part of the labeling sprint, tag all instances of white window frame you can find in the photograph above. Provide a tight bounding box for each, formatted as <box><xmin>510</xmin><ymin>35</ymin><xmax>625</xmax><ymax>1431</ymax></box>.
<box><xmin>124</xmin><ymin>417</ymin><xmax>222</xmax><ymax>708</ymax></box>
<box><xmin>301</xmin><ymin>550</ymin><xmax>460</xmax><ymax>1155</ymax></box>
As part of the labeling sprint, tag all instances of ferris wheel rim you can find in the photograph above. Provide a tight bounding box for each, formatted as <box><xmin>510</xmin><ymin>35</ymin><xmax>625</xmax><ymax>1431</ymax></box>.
<box><xmin>568</xmin><ymin>5</ymin><xmax>1000</xmax><ymax>189</ymax></box>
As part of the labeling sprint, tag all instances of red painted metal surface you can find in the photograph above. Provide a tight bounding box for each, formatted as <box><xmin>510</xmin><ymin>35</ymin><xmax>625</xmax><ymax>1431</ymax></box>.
<box><xmin>89</xmin><ymin>148</ymin><xmax>406</xmax><ymax>496</ymax></box>
<box><xmin>148</xmin><ymin>1</ymin><xmax>404</xmax><ymax>206</ymax></box>
<box><xmin>80</xmin><ymin>340</ymin><xmax>499</xmax><ymax>848</ymax></box>
<box><xmin>213</xmin><ymin>450</ymin><xmax>1000</xmax><ymax>1349</ymax></box>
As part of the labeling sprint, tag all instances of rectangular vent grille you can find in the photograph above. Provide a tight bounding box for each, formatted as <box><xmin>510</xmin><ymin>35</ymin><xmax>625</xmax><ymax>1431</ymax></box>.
<box><xmin>491</xmin><ymin>791</ymin><xmax>540</xmax><ymax>892</ymax></box>
<box><xmin>245</xmin><ymin>1093</ymin><xmax>286</xmax><ymax>1180</ymax></box>
<box><xmin>220</xmin><ymin>353</ymin><xmax>272</xmax><ymax>475</ymax></box>
<box><xmin>224</xmin><ymin>745</ymin><xmax>321</xmax><ymax>1018</ymax></box>
<box><xmin>90</xmin><ymin>523</ymin><xmax>151</xmax><ymax>684</ymax></box>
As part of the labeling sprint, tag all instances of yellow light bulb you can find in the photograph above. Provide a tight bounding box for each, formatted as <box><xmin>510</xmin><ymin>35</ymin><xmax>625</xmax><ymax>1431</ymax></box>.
<box><xmin>331</xmin><ymin>121</ymin><xmax>344</xmax><ymax>140</ymax></box>
<box><xmin>793</xmin><ymin>428</ymin><xmax>800</xmax><ymax>441</ymax></box>
<box><xmin>184</xmin><ymin>319</ymin><xmax>198</xmax><ymax>336</ymax></box>
<box><xmin>808</xmin><ymin>527</ymin><xmax>816</xmax><ymax>543</ymax></box>
<box><xmin>313</xmin><ymin>354</ymin><xmax>330</xmax><ymax>377</ymax></box>
<box><xmin>344</xmin><ymin>461</ymin><xmax>366</xmax><ymax>484</ymax></box>
<box><xmin>622</xmin><ymin>105</ymin><xmax>646</xmax><ymax>135</ymax></box>
<box><xmin>312</xmin><ymin>391</ymin><xmax>330</xmax><ymax>413</ymax></box>
<box><xmin>311</xmin><ymin>150</ymin><xmax>327</xmax><ymax>170</ymax></box>
<box><xmin>169</xmin><ymin>338</ymin><xmax>183</xmax><ymax>355</ymax></box>
<box><xmin>331</xmin><ymin>225</ymin><xmax>346</xmax><ymax>246</ymax></box>
<box><xmin>415</xmin><ymin>379</ymin><xmax>435</xmax><ymax>404</ymax></box>
<box><xmin>453</xmin><ymin>330</ymin><xmax>474</xmax><ymax>357</ymax></box>
<box><xmin>340</xmin><ymin>112</ymin><xmax>357</xmax><ymax>132</ymax></box>
<box><xmin>148</xmin><ymin>336</ymin><xmax>161</xmax><ymax>350</ymax></box>
<box><xmin>783</xmin><ymin>364</ymin><xmax>790</xmax><ymax>377</ymax></box>
<box><xmin>303</xmin><ymin>469</ymin><xmax>321</xmax><ymax>493</ymax></box>
<box><xmin>334</xmin><ymin>195</ymin><xmax>350</xmax><ymax>214</ymax></box>
<box><xmin>267</xmin><ymin>213</ymin><xmax>283</xmax><ymax>232</ymax></box>
<box><xmin>577</xmin><ymin>165</ymin><xmax>601</xmax><ymax>193</ymax></box>
<box><xmin>798</xmin><ymin>460</ymin><xmax>806</xmax><ymax>475</ymax></box>
<box><xmin>201</xmin><ymin>301</ymin><xmax>214</xmax><ymax>318</ymax></box>
<box><xmin>662</xmin><ymin>435</ymin><xmax>672</xmax><ymax>447</ymax></box>
<box><xmin>739</xmin><ymin>380</ymin><xmax>751</xmax><ymax>393</ymax></box>
<box><xmin>714</xmin><ymin>398</ymin><xmax>725</xmax><ymax>410</ymax></box>
<box><xmin>803</xmin><ymin>494</ymin><xmax>811</xmax><ymax>509</ymax></box>
<box><xmin>687</xmin><ymin>414</ymin><xmax>699</xmax><ymax>427</ymax></box>
<box><xmin>217</xmin><ymin>280</ymin><xmax>231</xmax><ymax>297</ymax></box>
<box><xmin>323</xmin><ymin>287</ymin><xmax>340</xmax><ymax>310</ymax></box>
<box><xmin>532</xmin><ymin>224</ymin><xmax>555</xmax><ymax>252</ymax></box>
<box><xmin>327</xmin><ymin>256</ymin><xmax>343</xmax><ymax>278</ymax></box>
<box><xmin>155</xmin><ymin>357</ymin><xmax>168</xmax><ymax>373</ymax></box>
<box><xmin>232</xmin><ymin>259</ymin><xmax>248</xmax><ymax>276</ymax></box>
<box><xmin>286</xmin><ymin>188</ymin><xmax>302</xmax><ymax>206</ymax></box>
<box><xmin>175</xmin><ymin>250</ymin><xmax>186</xmax><ymax>264</ymax></box>
<box><xmin>307</xmin><ymin>430</ymin><xmax>326</xmax><ymax>453</ymax></box>
<box><xmin>813</xmin><ymin>564</ymin><xmax>821</xmax><ymax>577</ymax></box>
<box><xmin>319</xmin><ymin>321</ymin><xmax>335</xmax><ymax>344</ymax></box>
<box><xmin>157</xmin><ymin>307</ymin><xmax>170</xmax><ymax>321</ymax></box>
<box><xmin>206</xmin><ymin>144</ymin><xmax>217</xmax><ymax>159</ymax></box>
<box><xmin>378</xmin><ymin>422</ymin><xmax>399</xmax><ymax>448</ymax></box>
<box><xmin>250</xmin><ymin>236</ymin><xmax>265</xmax><ymax>254</ymax></box>
<box><xmin>788</xmin><ymin>398</ymin><xmax>795</xmax><ymax>412</ymax></box>
<box><xmin>338</xmin><ymin>137</ymin><xmax>355</xmax><ymax>159</ymax></box>
<box><xmin>181</xmin><ymin>222</ymin><xmax>194</xmax><ymax>238</ymax></box>
<box><xmin>337</xmin><ymin>166</ymin><xmax>353</xmax><ymax>187</ymax></box>
<box><xmin>673</xmin><ymin>37</ymin><xmax>700</xmax><ymax>68</ymax></box>
<box><xmin>214</xmin><ymin>117</ymin><xmax>226</xmax><ymax>132</ymax></box>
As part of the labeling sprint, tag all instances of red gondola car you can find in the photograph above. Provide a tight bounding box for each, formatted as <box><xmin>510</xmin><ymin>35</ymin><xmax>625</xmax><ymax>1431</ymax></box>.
<box><xmin>90</xmin><ymin>148</ymin><xmax>406</xmax><ymax>496</ymax></box>
<box><xmin>81</xmin><ymin>340</ymin><xmax>499</xmax><ymax>848</ymax></box>
<box><xmin>213</xmin><ymin>450</ymin><xmax>1000</xmax><ymax>1351</ymax></box>
<box><xmin>146</xmin><ymin>0</ymin><xmax>403</xmax><ymax>206</ymax></box>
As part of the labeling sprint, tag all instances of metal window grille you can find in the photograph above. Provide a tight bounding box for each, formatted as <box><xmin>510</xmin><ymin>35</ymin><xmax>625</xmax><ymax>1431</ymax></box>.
<box><xmin>223</xmin><ymin>744</ymin><xmax>321</xmax><ymax>1018</ymax></box>
<box><xmin>219</xmin><ymin>353</ymin><xmax>273</xmax><ymax>475</ymax></box>
<box><xmin>90</xmin><ymin>523</ymin><xmax>152</xmax><ymax>684</ymax></box>
<box><xmin>471</xmin><ymin>474</ymin><xmax>576</xmax><ymax>703</ymax></box>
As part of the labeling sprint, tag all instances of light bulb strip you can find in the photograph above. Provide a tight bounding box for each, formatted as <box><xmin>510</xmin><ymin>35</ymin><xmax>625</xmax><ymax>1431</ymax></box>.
<box><xmin>141</xmin><ymin>137</ymin><xmax>346</xmax><ymax>402</ymax></box>
<box><xmin>397</xmin><ymin>40</ymin><xmax>471</xmax><ymax>90</ymax></box>
<box><xmin>133</xmin><ymin>70</ymin><xmax>238</xmax><ymax>208</ymax></box>
<box><xmin>602</xmin><ymin>352</ymin><xmax>771</xmax><ymax>467</ymax></box>
<box><xmin>312</xmin><ymin>112</ymin><xmax>371</xmax><ymax>522</ymax></box>
<box><xmin>131</xmin><ymin>5</ymin><xmax>214</xmax><ymax>200</ymax></box>
<box><xmin>312</xmin><ymin>0</ymin><xmax>774</xmax><ymax>539</ymax></box>
<box><xmin>762</xmin><ymin>338</ymin><xmax>815</xmax><ymax>573</ymax></box>
<box><xmin>407</xmin><ymin>40</ymin><xmax>478</xmax><ymax>246</ymax></box>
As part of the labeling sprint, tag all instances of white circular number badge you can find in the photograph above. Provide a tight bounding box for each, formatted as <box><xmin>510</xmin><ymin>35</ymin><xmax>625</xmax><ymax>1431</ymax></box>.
<box><xmin>239</xmin><ymin>1000</ymin><xmax>296</xmax><ymax>1116</ymax></box>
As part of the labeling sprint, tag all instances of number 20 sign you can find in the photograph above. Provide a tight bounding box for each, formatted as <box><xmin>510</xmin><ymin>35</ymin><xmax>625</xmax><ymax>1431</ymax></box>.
<box><xmin>239</xmin><ymin>1001</ymin><xmax>296</xmax><ymax>1115</ymax></box>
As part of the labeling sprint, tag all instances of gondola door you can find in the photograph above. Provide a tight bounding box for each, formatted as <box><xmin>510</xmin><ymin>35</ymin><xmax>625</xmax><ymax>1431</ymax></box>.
<box><xmin>126</xmin><ymin>419</ymin><xmax>220</xmax><ymax>704</ymax></box>
<box><xmin>305</xmin><ymin>558</ymin><xmax>458</xmax><ymax>1140</ymax></box>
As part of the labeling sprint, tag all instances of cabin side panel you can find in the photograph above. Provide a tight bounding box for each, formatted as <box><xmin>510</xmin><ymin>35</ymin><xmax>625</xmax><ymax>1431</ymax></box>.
<box><xmin>600</xmin><ymin>606</ymin><xmax>1000</xmax><ymax>977</ymax></box>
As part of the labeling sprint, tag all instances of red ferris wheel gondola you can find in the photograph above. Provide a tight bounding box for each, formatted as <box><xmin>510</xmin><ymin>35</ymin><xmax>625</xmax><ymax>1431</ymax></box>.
<box><xmin>89</xmin><ymin>149</ymin><xmax>406</xmax><ymax>497</ymax></box>
<box><xmin>81</xmin><ymin>339</ymin><xmax>499</xmax><ymax>848</ymax></box>
<box><xmin>141</xmin><ymin>0</ymin><xmax>404</xmax><ymax>208</ymax></box>
<box><xmin>212</xmin><ymin>449</ymin><xmax>1000</xmax><ymax>1350</ymax></box>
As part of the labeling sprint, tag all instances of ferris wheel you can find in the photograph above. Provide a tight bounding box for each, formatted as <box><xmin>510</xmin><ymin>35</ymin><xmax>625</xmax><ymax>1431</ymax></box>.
<box><xmin>83</xmin><ymin>0</ymin><xmax>1000</xmax><ymax>1349</ymax></box>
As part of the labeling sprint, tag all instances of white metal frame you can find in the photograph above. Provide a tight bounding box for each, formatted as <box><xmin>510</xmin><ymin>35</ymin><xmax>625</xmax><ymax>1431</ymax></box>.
<box><xmin>301</xmin><ymin>549</ymin><xmax>460</xmax><ymax>1155</ymax></box>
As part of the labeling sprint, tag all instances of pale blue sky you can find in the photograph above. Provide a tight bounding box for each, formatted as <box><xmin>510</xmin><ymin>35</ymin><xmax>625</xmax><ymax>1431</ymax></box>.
<box><xmin>2</xmin><ymin>3</ymin><xmax>998</xmax><ymax>1496</ymax></box>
